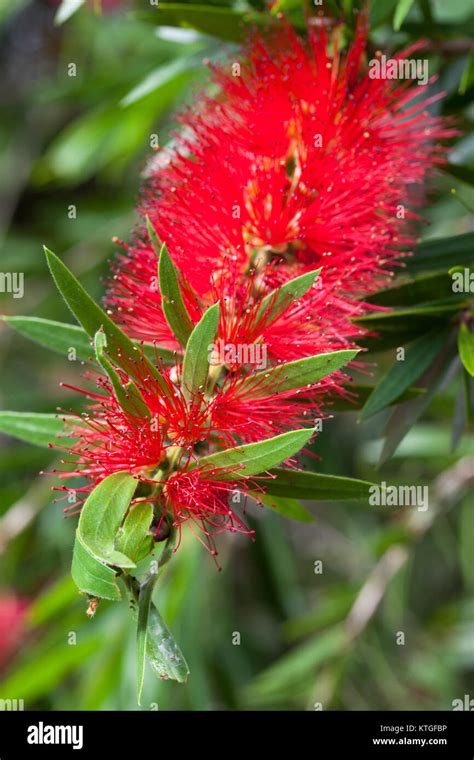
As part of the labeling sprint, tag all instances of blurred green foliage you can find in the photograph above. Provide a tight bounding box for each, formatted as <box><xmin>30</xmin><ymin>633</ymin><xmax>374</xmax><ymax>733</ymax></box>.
<box><xmin>0</xmin><ymin>0</ymin><xmax>473</xmax><ymax>710</ymax></box>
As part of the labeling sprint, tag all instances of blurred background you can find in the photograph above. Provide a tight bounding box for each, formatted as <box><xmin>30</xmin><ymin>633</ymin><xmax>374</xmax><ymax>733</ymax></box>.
<box><xmin>0</xmin><ymin>0</ymin><xmax>473</xmax><ymax>710</ymax></box>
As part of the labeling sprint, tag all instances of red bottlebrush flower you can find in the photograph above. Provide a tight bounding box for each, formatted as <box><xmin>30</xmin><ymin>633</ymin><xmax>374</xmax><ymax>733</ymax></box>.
<box><xmin>160</xmin><ymin>468</ymin><xmax>255</xmax><ymax>553</ymax></box>
<box><xmin>56</xmin><ymin>375</ymin><xmax>166</xmax><ymax>490</ymax></box>
<box><xmin>209</xmin><ymin>259</ymin><xmax>363</xmax><ymax>365</ymax></box>
<box><xmin>106</xmin><ymin>17</ymin><xmax>454</xmax><ymax>360</ymax></box>
<box><xmin>51</xmin><ymin>349</ymin><xmax>322</xmax><ymax>546</ymax></box>
<box><xmin>109</xmin><ymin>238</ymin><xmax>363</xmax><ymax>374</ymax></box>
<box><xmin>55</xmin><ymin>348</ymin><xmax>326</xmax><ymax>493</ymax></box>
<box><xmin>52</xmin><ymin>366</ymin><xmax>263</xmax><ymax>548</ymax></box>
<box><xmin>53</xmin><ymin>369</ymin><xmax>215</xmax><ymax>508</ymax></box>
<box><xmin>210</xmin><ymin>367</ymin><xmax>344</xmax><ymax>443</ymax></box>
<box><xmin>0</xmin><ymin>594</ymin><xmax>28</xmax><ymax>672</ymax></box>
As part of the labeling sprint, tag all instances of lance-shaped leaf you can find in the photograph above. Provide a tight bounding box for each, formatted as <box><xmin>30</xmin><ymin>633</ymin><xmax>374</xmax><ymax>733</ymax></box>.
<box><xmin>71</xmin><ymin>533</ymin><xmax>121</xmax><ymax>601</ymax></box>
<box><xmin>355</xmin><ymin>303</ymin><xmax>464</xmax><ymax>352</ymax></box>
<box><xmin>366</xmin><ymin>271</ymin><xmax>461</xmax><ymax>308</ymax></box>
<box><xmin>145</xmin><ymin>602</ymin><xmax>189</xmax><ymax>683</ymax></box>
<box><xmin>253</xmin><ymin>268</ymin><xmax>321</xmax><ymax>328</ymax></box>
<box><xmin>94</xmin><ymin>330</ymin><xmax>151</xmax><ymax>419</ymax></box>
<box><xmin>459</xmin><ymin>50</ymin><xmax>474</xmax><ymax>95</ymax></box>
<box><xmin>2</xmin><ymin>315</ymin><xmax>178</xmax><ymax>365</ymax></box>
<box><xmin>44</xmin><ymin>247</ymin><xmax>169</xmax><ymax>394</ymax></box>
<box><xmin>361</xmin><ymin>329</ymin><xmax>450</xmax><ymax>421</ymax></box>
<box><xmin>147</xmin><ymin>219</ymin><xmax>194</xmax><ymax>348</ymax></box>
<box><xmin>0</xmin><ymin>412</ymin><xmax>75</xmax><ymax>448</ymax></box>
<box><xmin>3</xmin><ymin>316</ymin><xmax>93</xmax><ymax>361</ymax></box>
<box><xmin>260</xmin><ymin>494</ymin><xmax>314</xmax><ymax>523</ymax></box>
<box><xmin>197</xmin><ymin>428</ymin><xmax>315</xmax><ymax>480</ymax></box>
<box><xmin>136</xmin><ymin>576</ymin><xmax>155</xmax><ymax>704</ymax></box>
<box><xmin>354</xmin><ymin>303</ymin><xmax>463</xmax><ymax>335</ymax></box>
<box><xmin>134</xmin><ymin>3</ymin><xmax>269</xmax><ymax>43</ymax></box>
<box><xmin>393</xmin><ymin>0</ymin><xmax>415</xmax><ymax>30</ymax></box>
<box><xmin>443</xmin><ymin>163</ymin><xmax>474</xmax><ymax>186</ymax></box>
<box><xmin>239</xmin><ymin>349</ymin><xmax>357</xmax><ymax>398</ymax></box>
<box><xmin>405</xmin><ymin>232</ymin><xmax>474</xmax><ymax>274</ymax></box>
<box><xmin>115</xmin><ymin>502</ymin><xmax>154</xmax><ymax>565</ymax></box>
<box><xmin>458</xmin><ymin>323</ymin><xmax>474</xmax><ymax>377</ymax></box>
<box><xmin>331</xmin><ymin>384</ymin><xmax>424</xmax><ymax>412</ymax></box>
<box><xmin>181</xmin><ymin>302</ymin><xmax>219</xmax><ymax>399</ymax></box>
<box><xmin>380</xmin><ymin>337</ymin><xmax>458</xmax><ymax>464</ymax></box>
<box><xmin>54</xmin><ymin>0</ymin><xmax>85</xmax><ymax>26</ymax></box>
<box><xmin>121</xmin><ymin>55</ymin><xmax>202</xmax><ymax>108</ymax></box>
<box><xmin>252</xmin><ymin>469</ymin><xmax>375</xmax><ymax>501</ymax></box>
<box><xmin>77</xmin><ymin>472</ymin><xmax>138</xmax><ymax>569</ymax></box>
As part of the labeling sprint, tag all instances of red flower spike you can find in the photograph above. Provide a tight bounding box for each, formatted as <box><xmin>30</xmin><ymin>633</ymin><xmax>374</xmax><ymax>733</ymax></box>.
<box><xmin>159</xmin><ymin>468</ymin><xmax>255</xmax><ymax>554</ymax></box>
<box><xmin>106</xmin><ymin>19</ymin><xmax>454</xmax><ymax>363</ymax></box>
<box><xmin>51</xmin><ymin>348</ymin><xmax>329</xmax><ymax>544</ymax></box>
<box><xmin>52</xmin><ymin>367</ymin><xmax>263</xmax><ymax>548</ymax></box>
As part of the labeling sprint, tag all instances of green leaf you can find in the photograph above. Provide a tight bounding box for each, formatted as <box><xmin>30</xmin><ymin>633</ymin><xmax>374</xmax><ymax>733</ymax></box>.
<box><xmin>361</xmin><ymin>329</ymin><xmax>450</xmax><ymax>420</ymax></box>
<box><xmin>459</xmin><ymin>49</ymin><xmax>474</xmax><ymax>94</ymax></box>
<box><xmin>458</xmin><ymin>323</ymin><xmax>474</xmax><ymax>377</ymax></box>
<box><xmin>393</xmin><ymin>0</ymin><xmax>415</xmax><ymax>29</ymax></box>
<box><xmin>0</xmin><ymin>412</ymin><xmax>73</xmax><ymax>448</ymax></box>
<box><xmin>260</xmin><ymin>494</ymin><xmax>314</xmax><ymax>523</ymax></box>
<box><xmin>141</xmin><ymin>342</ymin><xmax>180</xmax><ymax>365</ymax></box>
<box><xmin>240</xmin><ymin>350</ymin><xmax>357</xmax><ymax>397</ymax></box>
<box><xmin>354</xmin><ymin>303</ymin><xmax>464</xmax><ymax>351</ymax></box>
<box><xmin>39</xmin><ymin>102</ymin><xmax>164</xmax><ymax>184</ymax></box>
<box><xmin>133</xmin><ymin>3</ymin><xmax>268</xmax><ymax>43</ymax></box>
<box><xmin>254</xmin><ymin>268</ymin><xmax>321</xmax><ymax>328</ymax></box>
<box><xmin>54</xmin><ymin>0</ymin><xmax>85</xmax><ymax>25</ymax></box>
<box><xmin>2</xmin><ymin>315</ymin><xmax>178</xmax><ymax>365</ymax></box>
<box><xmin>145</xmin><ymin>602</ymin><xmax>189</xmax><ymax>683</ymax></box>
<box><xmin>380</xmin><ymin>339</ymin><xmax>457</xmax><ymax>463</ymax></box>
<box><xmin>181</xmin><ymin>303</ymin><xmax>219</xmax><ymax>399</ymax></box>
<box><xmin>121</xmin><ymin>56</ymin><xmax>201</xmax><ymax>108</ymax></box>
<box><xmin>443</xmin><ymin>163</ymin><xmax>474</xmax><ymax>186</ymax></box>
<box><xmin>331</xmin><ymin>383</ymin><xmax>425</xmax><ymax>411</ymax></box>
<box><xmin>115</xmin><ymin>502</ymin><xmax>153</xmax><ymax>564</ymax></box>
<box><xmin>153</xmin><ymin>229</ymin><xmax>194</xmax><ymax>349</ymax></box>
<box><xmin>252</xmin><ymin>469</ymin><xmax>375</xmax><ymax>501</ymax></box>
<box><xmin>94</xmin><ymin>330</ymin><xmax>150</xmax><ymax>419</ymax></box>
<box><xmin>44</xmin><ymin>247</ymin><xmax>169</xmax><ymax>393</ymax></box>
<box><xmin>77</xmin><ymin>472</ymin><xmax>138</xmax><ymax>569</ymax></box>
<box><xmin>370</xmin><ymin>0</ymin><xmax>399</xmax><ymax>27</ymax></box>
<box><xmin>197</xmin><ymin>428</ymin><xmax>315</xmax><ymax>480</ymax></box>
<box><xmin>354</xmin><ymin>303</ymin><xmax>463</xmax><ymax>335</ymax></box>
<box><xmin>71</xmin><ymin>533</ymin><xmax>121</xmax><ymax>601</ymax></box>
<box><xmin>136</xmin><ymin>577</ymin><xmax>155</xmax><ymax>704</ymax></box>
<box><xmin>405</xmin><ymin>232</ymin><xmax>474</xmax><ymax>274</ymax></box>
<box><xmin>2</xmin><ymin>316</ymin><xmax>93</xmax><ymax>361</ymax></box>
<box><xmin>366</xmin><ymin>271</ymin><xmax>461</xmax><ymax>308</ymax></box>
